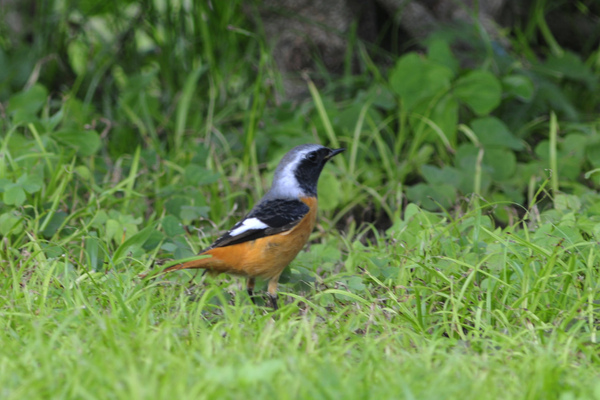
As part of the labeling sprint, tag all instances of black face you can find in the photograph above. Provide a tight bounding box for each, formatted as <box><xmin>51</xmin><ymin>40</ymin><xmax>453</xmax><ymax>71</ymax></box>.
<box><xmin>294</xmin><ymin>147</ymin><xmax>345</xmax><ymax>197</ymax></box>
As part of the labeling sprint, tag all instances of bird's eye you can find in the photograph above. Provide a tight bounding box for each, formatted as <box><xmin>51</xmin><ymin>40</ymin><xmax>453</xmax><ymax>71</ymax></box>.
<box><xmin>306</xmin><ymin>152</ymin><xmax>318</xmax><ymax>163</ymax></box>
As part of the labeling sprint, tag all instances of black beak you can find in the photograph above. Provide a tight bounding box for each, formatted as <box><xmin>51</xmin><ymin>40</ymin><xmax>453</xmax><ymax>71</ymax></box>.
<box><xmin>325</xmin><ymin>148</ymin><xmax>345</xmax><ymax>160</ymax></box>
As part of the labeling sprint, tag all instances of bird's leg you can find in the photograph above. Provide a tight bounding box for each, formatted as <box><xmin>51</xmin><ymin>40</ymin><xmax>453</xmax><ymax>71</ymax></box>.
<box><xmin>267</xmin><ymin>277</ymin><xmax>279</xmax><ymax>310</ymax></box>
<box><xmin>185</xmin><ymin>270</ymin><xmax>211</xmax><ymax>301</ymax></box>
<box><xmin>186</xmin><ymin>269</ymin><xmax>206</xmax><ymax>287</ymax></box>
<box><xmin>246</xmin><ymin>277</ymin><xmax>257</xmax><ymax>305</ymax></box>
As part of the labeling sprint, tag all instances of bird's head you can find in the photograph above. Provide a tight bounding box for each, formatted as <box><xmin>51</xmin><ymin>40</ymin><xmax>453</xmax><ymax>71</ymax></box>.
<box><xmin>268</xmin><ymin>144</ymin><xmax>345</xmax><ymax>199</ymax></box>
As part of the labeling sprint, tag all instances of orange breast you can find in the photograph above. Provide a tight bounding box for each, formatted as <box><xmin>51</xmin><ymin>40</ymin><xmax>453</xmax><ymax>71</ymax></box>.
<box><xmin>200</xmin><ymin>197</ymin><xmax>317</xmax><ymax>279</ymax></box>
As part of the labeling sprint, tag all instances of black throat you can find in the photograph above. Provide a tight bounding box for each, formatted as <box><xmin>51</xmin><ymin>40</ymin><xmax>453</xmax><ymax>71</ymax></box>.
<box><xmin>294</xmin><ymin>158</ymin><xmax>327</xmax><ymax>197</ymax></box>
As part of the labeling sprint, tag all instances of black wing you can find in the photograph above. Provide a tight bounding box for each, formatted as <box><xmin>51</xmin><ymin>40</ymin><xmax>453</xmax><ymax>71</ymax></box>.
<box><xmin>205</xmin><ymin>199</ymin><xmax>310</xmax><ymax>250</ymax></box>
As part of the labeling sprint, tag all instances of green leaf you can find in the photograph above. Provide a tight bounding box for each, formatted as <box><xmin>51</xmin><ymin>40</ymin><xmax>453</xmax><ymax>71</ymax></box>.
<box><xmin>165</xmin><ymin>196</ymin><xmax>188</xmax><ymax>217</ymax></box>
<box><xmin>45</xmin><ymin>108</ymin><xmax>64</xmax><ymax>132</ymax></box>
<box><xmin>110</xmin><ymin>210</ymin><xmax>142</xmax><ymax>226</ymax></box>
<box><xmin>75</xmin><ymin>165</ymin><xmax>92</xmax><ymax>181</ymax></box>
<box><xmin>90</xmin><ymin>210</ymin><xmax>109</xmax><ymax>229</ymax></box>
<box><xmin>562</xmin><ymin>133</ymin><xmax>587</xmax><ymax>160</ymax></box>
<box><xmin>344</xmin><ymin>276</ymin><xmax>366</xmax><ymax>293</ymax></box>
<box><xmin>405</xmin><ymin>182</ymin><xmax>457</xmax><ymax>210</ymax></box>
<box><xmin>471</xmin><ymin>117</ymin><xmax>523</xmax><ymax>150</ymax></box>
<box><xmin>161</xmin><ymin>242</ymin><xmax>178</xmax><ymax>252</ymax></box>
<box><xmin>430</xmin><ymin>93</ymin><xmax>458</xmax><ymax>145</ymax></box>
<box><xmin>367</xmin><ymin>84</ymin><xmax>396</xmax><ymax>110</ymax></box>
<box><xmin>308</xmin><ymin>243</ymin><xmax>341</xmax><ymax>264</ymax></box>
<box><xmin>454</xmin><ymin>70</ymin><xmax>502</xmax><ymax>115</ymax></box>
<box><xmin>113</xmin><ymin>225</ymin><xmax>156</xmax><ymax>264</ymax></box>
<box><xmin>454</xmin><ymin>144</ymin><xmax>493</xmax><ymax>193</ymax></box>
<box><xmin>586</xmin><ymin>143</ymin><xmax>600</xmax><ymax>168</ymax></box>
<box><xmin>0</xmin><ymin>213</ymin><xmax>23</xmax><ymax>236</ymax></box>
<box><xmin>317</xmin><ymin>170</ymin><xmax>342</xmax><ymax>211</ymax></box>
<box><xmin>554</xmin><ymin>194</ymin><xmax>581</xmax><ymax>212</ymax></box>
<box><xmin>162</xmin><ymin>215</ymin><xmax>185</xmax><ymax>237</ymax></box>
<box><xmin>143</xmin><ymin>230</ymin><xmax>164</xmax><ymax>251</ymax></box>
<box><xmin>411</xmin><ymin>93</ymin><xmax>458</xmax><ymax>146</ymax></box>
<box><xmin>180</xmin><ymin>206</ymin><xmax>210</xmax><ymax>223</ymax></box>
<box><xmin>484</xmin><ymin>148</ymin><xmax>517</xmax><ymax>181</ymax></box>
<box><xmin>173</xmin><ymin>247</ymin><xmax>195</xmax><ymax>260</ymax></box>
<box><xmin>7</xmin><ymin>84</ymin><xmax>48</xmax><ymax>116</ymax></box>
<box><xmin>41</xmin><ymin>210</ymin><xmax>68</xmax><ymax>237</ymax></box>
<box><xmin>85</xmin><ymin>235</ymin><xmax>103</xmax><ymax>271</ymax></box>
<box><xmin>170</xmin><ymin>237</ymin><xmax>197</xmax><ymax>260</ymax></box>
<box><xmin>535</xmin><ymin>135</ymin><xmax>585</xmax><ymax>180</ymax></box>
<box><xmin>63</xmin><ymin>97</ymin><xmax>96</xmax><ymax>126</ymax></box>
<box><xmin>67</xmin><ymin>39</ymin><xmax>89</xmax><ymax>77</ymax></box>
<box><xmin>4</xmin><ymin>184</ymin><xmax>25</xmax><ymax>205</ymax></box>
<box><xmin>421</xmin><ymin>165</ymin><xmax>462</xmax><ymax>187</ymax></box>
<box><xmin>41</xmin><ymin>243</ymin><xmax>64</xmax><ymax>259</ymax></box>
<box><xmin>106</xmin><ymin>219</ymin><xmax>122</xmax><ymax>243</ymax></box>
<box><xmin>0</xmin><ymin>178</ymin><xmax>11</xmax><ymax>192</ymax></box>
<box><xmin>389</xmin><ymin>53</ymin><xmax>454</xmax><ymax>110</ymax></box>
<box><xmin>21</xmin><ymin>174</ymin><xmax>43</xmax><ymax>194</ymax></box>
<box><xmin>544</xmin><ymin>51</ymin><xmax>597</xmax><ymax>90</ymax></box>
<box><xmin>536</xmin><ymin>80</ymin><xmax>579</xmax><ymax>121</ymax></box>
<box><xmin>552</xmin><ymin>224</ymin><xmax>584</xmax><ymax>245</ymax></box>
<box><xmin>427</xmin><ymin>39</ymin><xmax>459</xmax><ymax>74</ymax></box>
<box><xmin>488</xmin><ymin>192</ymin><xmax>511</xmax><ymax>224</ymax></box>
<box><xmin>556</xmin><ymin>157</ymin><xmax>582</xmax><ymax>181</ymax></box>
<box><xmin>53</xmin><ymin>129</ymin><xmax>101</xmax><ymax>156</ymax></box>
<box><xmin>184</xmin><ymin>164</ymin><xmax>221</xmax><ymax>186</ymax></box>
<box><xmin>502</xmin><ymin>75</ymin><xmax>534</xmax><ymax>101</ymax></box>
<box><xmin>455</xmin><ymin>144</ymin><xmax>480</xmax><ymax>171</ymax></box>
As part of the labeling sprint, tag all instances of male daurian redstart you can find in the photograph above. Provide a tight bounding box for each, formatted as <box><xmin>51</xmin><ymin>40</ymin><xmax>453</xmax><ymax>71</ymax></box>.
<box><xmin>159</xmin><ymin>144</ymin><xmax>344</xmax><ymax>309</ymax></box>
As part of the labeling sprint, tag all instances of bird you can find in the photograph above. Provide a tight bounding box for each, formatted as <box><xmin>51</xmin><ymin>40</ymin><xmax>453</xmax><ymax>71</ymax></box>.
<box><xmin>159</xmin><ymin>144</ymin><xmax>345</xmax><ymax>310</ymax></box>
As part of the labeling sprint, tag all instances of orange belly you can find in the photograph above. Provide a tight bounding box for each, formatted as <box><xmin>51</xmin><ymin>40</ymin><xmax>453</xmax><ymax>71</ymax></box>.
<box><xmin>199</xmin><ymin>197</ymin><xmax>317</xmax><ymax>279</ymax></box>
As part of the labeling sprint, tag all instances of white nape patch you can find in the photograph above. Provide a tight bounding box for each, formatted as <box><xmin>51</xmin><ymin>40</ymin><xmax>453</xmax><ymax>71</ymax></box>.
<box><xmin>229</xmin><ymin>218</ymin><xmax>269</xmax><ymax>237</ymax></box>
<box><xmin>270</xmin><ymin>151</ymin><xmax>306</xmax><ymax>198</ymax></box>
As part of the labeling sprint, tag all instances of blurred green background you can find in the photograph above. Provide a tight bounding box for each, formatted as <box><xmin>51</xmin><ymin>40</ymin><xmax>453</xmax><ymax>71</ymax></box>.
<box><xmin>2</xmin><ymin>0</ymin><xmax>599</xmax><ymax>230</ymax></box>
<box><xmin>2</xmin><ymin>1</ymin><xmax>600</xmax><ymax>398</ymax></box>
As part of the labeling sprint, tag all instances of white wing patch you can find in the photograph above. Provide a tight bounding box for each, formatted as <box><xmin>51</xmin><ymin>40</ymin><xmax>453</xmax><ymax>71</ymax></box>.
<box><xmin>229</xmin><ymin>217</ymin><xmax>269</xmax><ymax>237</ymax></box>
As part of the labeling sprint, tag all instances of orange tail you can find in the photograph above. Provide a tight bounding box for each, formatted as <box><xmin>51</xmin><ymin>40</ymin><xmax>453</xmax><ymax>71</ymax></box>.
<box><xmin>162</xmin><ymin>254</ymin><xmax>215</xmax><ymax>273</ymax></box>
<box><xmin>139</xmin><ymin>254</ymin><xmax>215</xmax><ymax>279</ymax></box>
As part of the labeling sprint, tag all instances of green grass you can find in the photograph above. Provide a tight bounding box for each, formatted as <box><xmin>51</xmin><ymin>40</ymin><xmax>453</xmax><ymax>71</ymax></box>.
<box><xmin>3</xmin><ymin>226</ymin><xmax>600</xmax><ymax>399</ymax></box>
<box><xmin>2</xmin><ymin>1</ymin><xmax>600</xmax><ymax>398</ymax></box>
<box><xmin>2</xmin><ymin>152</ymin><xmax>600</xmax><ymax>398</ymax></box>
<box><xmin>3</xmin><ymin>285</ymin><xmax>598</xmax><ymax>399</ymax></box>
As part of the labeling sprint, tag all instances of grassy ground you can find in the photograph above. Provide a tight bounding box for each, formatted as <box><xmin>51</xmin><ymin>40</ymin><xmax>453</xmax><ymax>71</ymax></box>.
<box><xmin>2</xmin><ymin>1</ymin><xmax>600</xmax><ymax>399</ymax></box>
<box><xmin>2</xmin><ymin>148</ymin><xmax>599</xmax><ymax>398</ymax></box>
